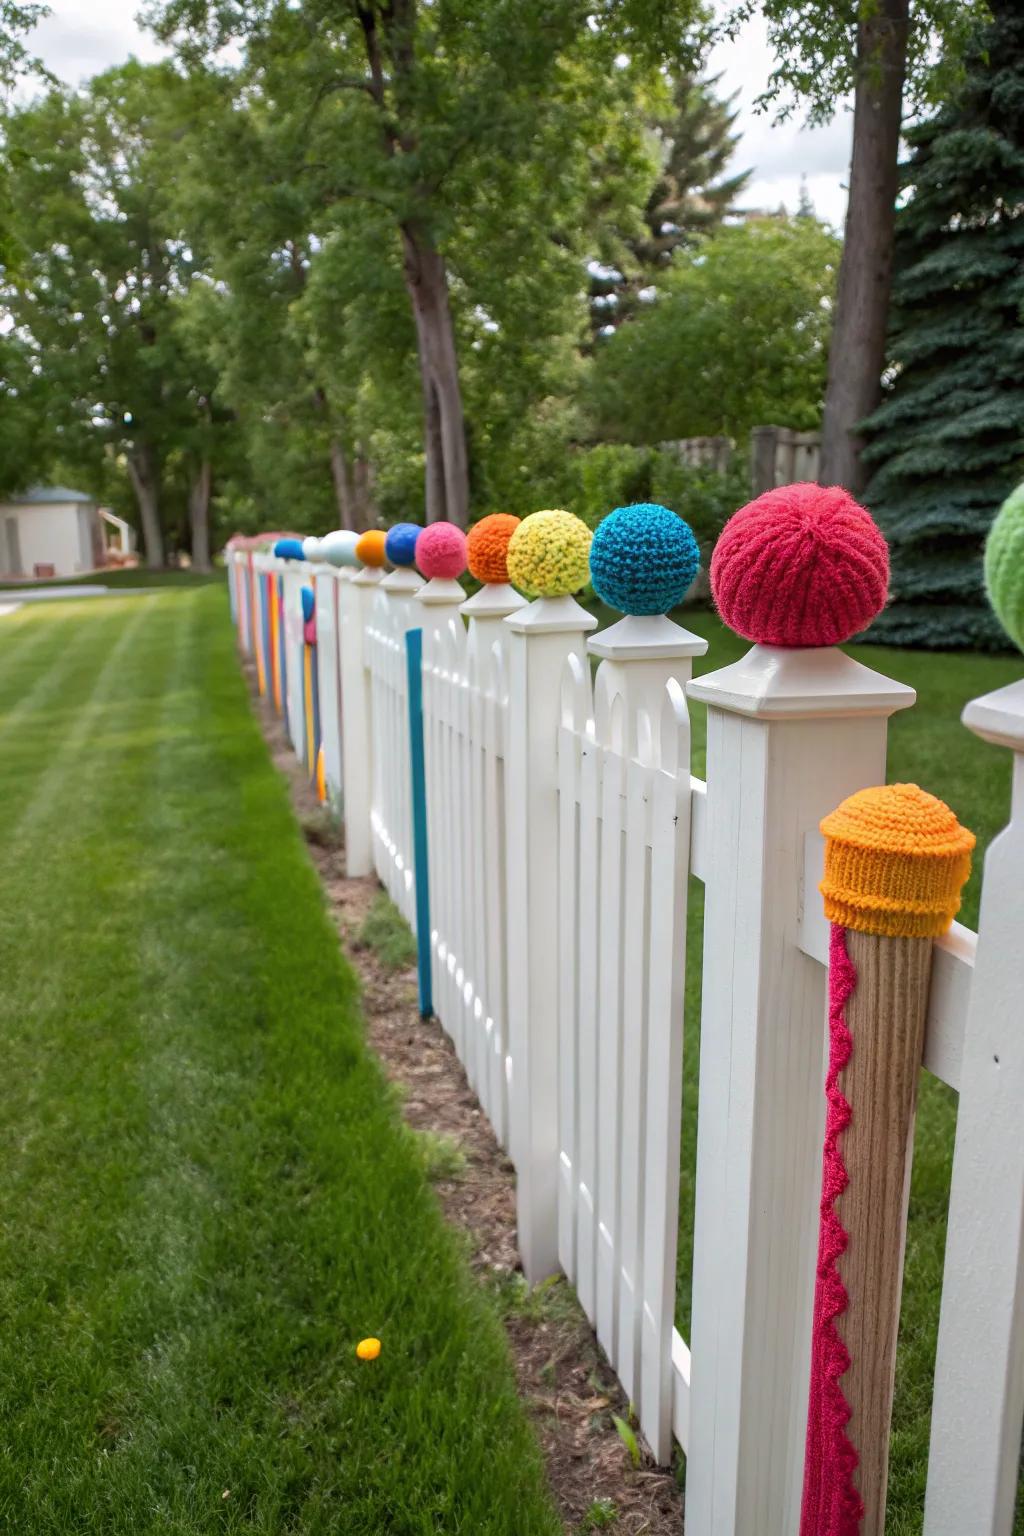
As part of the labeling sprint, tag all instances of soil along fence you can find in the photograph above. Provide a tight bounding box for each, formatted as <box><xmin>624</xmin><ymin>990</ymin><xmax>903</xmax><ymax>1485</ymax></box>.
<box><xmin>226</xmin><ymin>484</ymin><xmax>1024</xmax><ymax>1536</ymax></box>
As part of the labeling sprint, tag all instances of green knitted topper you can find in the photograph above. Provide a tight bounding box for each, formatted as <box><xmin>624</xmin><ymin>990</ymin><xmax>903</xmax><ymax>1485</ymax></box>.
<box><xmin>984</xmin><ymin>480</ymin><xmax>1024</xmax><ymax>653</ymax></box>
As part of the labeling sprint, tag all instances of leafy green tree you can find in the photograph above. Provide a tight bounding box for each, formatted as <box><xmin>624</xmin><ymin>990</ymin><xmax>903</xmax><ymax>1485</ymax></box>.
<box><xmin>146</xmin><ymin>0</ymin><xmax>706</xmax><ymax>526</ymax></box>
<box><xmin>2</xmin><ymin>63</ymin><xmax>222</xmax><ymax>565</ymax></box>
<box><xmin>861</xmin><ymin>0</ymin><xmax>1024</xmax><ymax>650</ymax></box>
<box><xmin>0</xmin><ymin>1</ymin><xmax>50</xmax><ymax>270</ymax></box>
<box><xmin>587</xmin><ymin>217</ymin><xmax>840</xmax><ymax>446</ymax></box>
<box><xmin>0</xmin><ymin>331</ymin><xmax>52</xmax><ymax>496</ymax></box>
<box><xmin>722</xmin><ymin>0</ymin><xmax>988</xmax><ymax>491</ymax></box>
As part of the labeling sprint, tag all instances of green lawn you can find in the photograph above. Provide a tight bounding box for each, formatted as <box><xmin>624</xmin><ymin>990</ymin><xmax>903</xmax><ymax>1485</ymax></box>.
<box><xmin>0</xmin><ymin>587</ymin><xmax>560</xmax><ymax>1535</ymax></box>
<box><xmin>671</xmin><ymin>611</ymin><xmax>1022</xmax><ymax>1533</ymax></box>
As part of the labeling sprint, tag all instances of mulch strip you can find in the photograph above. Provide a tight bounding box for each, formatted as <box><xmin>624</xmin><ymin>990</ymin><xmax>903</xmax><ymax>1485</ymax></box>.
<box><xmin>245</xmin><ymin>662</ymin><xmax>685</xmax><ymax>1534</ymax></box>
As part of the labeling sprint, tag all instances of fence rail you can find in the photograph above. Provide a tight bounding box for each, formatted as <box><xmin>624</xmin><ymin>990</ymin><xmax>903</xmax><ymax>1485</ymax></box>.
<box><xmin>227</xmin><ymin>540</ymin><xmax>1024</xmax><ymax>1536</ymax></box>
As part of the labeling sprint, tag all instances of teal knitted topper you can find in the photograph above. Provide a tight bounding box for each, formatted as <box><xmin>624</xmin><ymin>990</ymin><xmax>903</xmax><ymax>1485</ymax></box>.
<box><xmin>589</xmin><ymin>502</ymin><xmax>700</xmax><ymax>616</ymax></box>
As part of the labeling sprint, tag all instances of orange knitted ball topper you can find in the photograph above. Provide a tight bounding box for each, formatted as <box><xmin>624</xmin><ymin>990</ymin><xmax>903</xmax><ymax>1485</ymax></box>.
<box><xmin>467</xmin><ymin>513</ymin><xmax>521</xmax><ymax>584</ymax></box>
<box><xmin>355</xmin><ymin>529</ymin><xmax>387</xmax><ymax>568</ymax></box>
<box><xmin>820</xmin><ymin>783</ymin><xmax>974</xmax><ymax>938</ymax></box>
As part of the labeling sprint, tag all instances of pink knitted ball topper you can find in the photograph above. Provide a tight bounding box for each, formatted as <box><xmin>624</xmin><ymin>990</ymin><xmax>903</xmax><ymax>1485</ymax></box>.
<box><xmin>415</xmin><ymin>522</ymin><xmax>467</xmax><ymax>580</ymax></box>
<box><xmin>710</xmin><ymin>483</ymin><xmax>889</xmax><ymax>647</ymax></box>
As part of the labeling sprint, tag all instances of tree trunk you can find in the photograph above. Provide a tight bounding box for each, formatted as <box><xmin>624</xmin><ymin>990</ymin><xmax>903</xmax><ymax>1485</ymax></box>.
<box><xmin>401</xmin><ymin>222</ymin><xmax>470</xmax><ymax>527</ymax></box>
<box><xmin>421</xmin><ymin>370</ymin><xmax>447</xmax><ymax>523</ymax></box>
<box><xmin>126</xmin><ymin>444</ymin><xmax>165</xmax><ymax>568</ymax></box>
<box><xmin>819</xmin><ymin>0</ymin><xmax>909</xmax><ymax>493</ymax></box>
<box><xmin>353</xmin><ymin>451</ymin><xmax>376</xmax><ymax>530</ymax></box>
<box><xmin>189</xmin><ymin>456</ymin><xmax>213</xmax><ymax>573</ymax></box>
<box><xmin>328</xmin><ymin>438</ymin><xmax>357</xmax><ymax>530</ymax></box>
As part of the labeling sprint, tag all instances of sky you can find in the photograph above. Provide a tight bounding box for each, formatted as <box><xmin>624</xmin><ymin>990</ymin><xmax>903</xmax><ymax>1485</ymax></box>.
<box><xmin>25</xmin><ymin>0</ymin><xmax>853</xmax><ymax>228</ymax></box>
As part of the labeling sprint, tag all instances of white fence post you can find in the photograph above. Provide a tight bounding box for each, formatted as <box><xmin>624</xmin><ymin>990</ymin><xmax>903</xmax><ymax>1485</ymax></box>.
<box><xmin>369</xmin><ymin>566</ymin><xmax>423</xmax><ymax>922</ymax></box>
<box><xmin>461</xmin><ymin>582</ymin><xmax>526</xmax><ymax>1145</ymax></box>
<box><xmin>505</xmin><ymin>592</ymin><xmax>597</xmax><ymax>1283</ymax></box>
<box><xmin>338</xmin><ymin>563</ymin><xmax>382</xmax><ymax>877</ymax></box>
<box><xmin>227</xmin><ymin>549</ymin><xmax>239</xmax><ymax>628</ymax></box>
<box><xmin>923</xmin><ymin>678</ymin><xmax>1024</xmax><ymax>1536</ymax></box>
<box><xmin>417</xmin><ymin>575</ymin><xmax>470</xmax><ymax>1032</ymax></box>
<box><xmin>314</xmin><ymin>564</ymin><xmax>343</xmax><ymax>809</ymax></box>
<box><xmin>281</xmin><ymin>562</ymin><xmax>307</xmax><ymax>759</ymax></box>
<box><xmin>684</xmin><ymin>645</ymin><xmax>914</xmax><ymax>1534</ymax></box>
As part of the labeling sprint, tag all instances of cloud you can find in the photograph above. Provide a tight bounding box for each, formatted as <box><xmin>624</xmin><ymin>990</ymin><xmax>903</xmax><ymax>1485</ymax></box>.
<box><xmin>707</xmin><ymin>7</ymin><xmax>852</xmax><ymax>227</ymax></box>
<box><xmin>28</xmin><ymin>0</ymin><xmax>166</xmax><ymax>88</ymax></box>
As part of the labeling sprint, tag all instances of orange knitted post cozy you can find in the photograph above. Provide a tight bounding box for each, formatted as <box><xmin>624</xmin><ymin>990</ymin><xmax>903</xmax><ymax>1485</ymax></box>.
<box><xmin>820</xmin><ymin>783</ymin><xmax>975</xmax><ymax>938</ymax></box>
<box><xmin>803</xmin><ymin>783</ymin><xmax>973</xmax><ymax>1536</ymax></box>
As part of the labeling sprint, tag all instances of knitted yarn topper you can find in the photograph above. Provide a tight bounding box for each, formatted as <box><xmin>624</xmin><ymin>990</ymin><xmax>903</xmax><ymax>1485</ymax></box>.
<box><xmin>466</xmin><ymin>513</ymin><xmax>521</xmax><ymax>584</ymax></box>
<box><xmin>273</xmin><ymin>537</ymin><xmax>305</xmax><ymax>562</ymax></box>
<box><xmin>385</xmin><ymin>522</ymin><xmax>422</xmax><ymax>568</ymax></box>
<box><xmin>710</xmin><ymin>483</ymin><xmax>889</xmax><ymax>647</ymax></box>
<box><xmin>820</xmin><ymin>783</ymin><xmax>975</xmax><ymax>939</ymax></box>
<box><xmin>302</xmin><ymin>536</ymin><xmax>322</xmax><ymax>563</ymax></box>
<box><xmin>320</xmin><ymin>529</ymin><xmax>360</xmax><ymax>568</ymax></box>
<box><xmin>415</xmin><ymin>522</ymin><xmax>467</xmax><ymax>580</ymax></box>
<box><xmin>589</xmin><ymin>502</ymin><xmax>700</xmax><ymax>616</ymax></box>
<box><xmin>355</xmin><ymin>529</ymin><xmax>388</xmax><ymax>568</ymax></box>
<box><xmin>507</xmin><ymin>509</ymin><xmax>592</xmax><ymax>598</ymax></box>
<box><xmin>984</xmin><ymin>479</ymin><xmax>1024</xmax><ymax>653</ymax></box>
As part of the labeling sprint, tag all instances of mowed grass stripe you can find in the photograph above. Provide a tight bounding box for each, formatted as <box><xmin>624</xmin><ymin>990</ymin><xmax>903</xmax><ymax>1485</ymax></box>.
<box><xmin>0</xmin><ymin>598</ymin><xmax>156</xmax><ymax>855</ymax></box>
<box><xmin>0</xmin><ymin>586</ymin><xmax>560</xmax><ymax>1536</ymax></box>
<box><xmin>0</xmin><ymin>594</ymin><xmax>153</xmax><ymax>702</ymax></box>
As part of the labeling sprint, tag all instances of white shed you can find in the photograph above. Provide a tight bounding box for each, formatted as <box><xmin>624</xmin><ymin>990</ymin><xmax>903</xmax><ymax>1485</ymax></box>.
<box><xmin>0</xmin><ymin>486</ymin><xmax>105</xmax><ymax>579</ymax></box>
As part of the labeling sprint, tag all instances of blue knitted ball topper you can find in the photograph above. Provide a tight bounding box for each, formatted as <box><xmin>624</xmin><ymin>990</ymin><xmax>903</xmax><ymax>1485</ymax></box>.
<box><xmin>589</xmin><ymin>503</ymin><xmax>701</xmax><ymax>615</ymax></box>
<box><xmin>273</xmin><ymin>537</ymin><xmax>305</xmax><ymax>562</ymax></box>
<box><xmin>385</xmin><ymin>522</ymin><xmax>422</xmax><ymax>567</ymax></box>
<box><xmin>301</xmin><ymin>586</ymin><xmax>315</xmax><ymax>624</ymax></box>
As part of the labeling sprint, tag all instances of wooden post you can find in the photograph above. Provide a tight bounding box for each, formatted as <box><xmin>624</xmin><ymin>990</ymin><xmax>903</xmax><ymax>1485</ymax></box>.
<box><xmin>685</xmin><ymin>646</ymin><xmax>914</xmax><ymax>1536</ymax></box>
<box><xmin>802</xmin><ymin>783</ymin><xmax>974</xmax><ymax>1536</ymax></box>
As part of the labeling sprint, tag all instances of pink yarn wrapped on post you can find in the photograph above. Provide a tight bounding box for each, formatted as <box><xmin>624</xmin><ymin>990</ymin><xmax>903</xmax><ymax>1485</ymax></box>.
<box><xmin>710</xmin><ymin>483</ymin><xmax>889</xmax><ymax>647</ymax></box>
<box><xmin>415</xmin><ymin>522</ymin><xmax>467</xmax><ymax>580</ymax></box>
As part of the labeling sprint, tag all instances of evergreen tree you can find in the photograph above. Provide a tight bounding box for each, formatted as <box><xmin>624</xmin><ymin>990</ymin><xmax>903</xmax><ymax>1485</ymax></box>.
<box><xmin>636</xmin><ymin>73</ymin><xmax>751</xmax><ymax>266</ymax></box>
<box><xmin>862</xmin><ymin>0</ymin><xmax>1024</xmax><ymax>649</ymax></box>
<box><xmin>588</xmin><ymin>72</ymin><xmax>750</xmax><ymax>333</ymax></box>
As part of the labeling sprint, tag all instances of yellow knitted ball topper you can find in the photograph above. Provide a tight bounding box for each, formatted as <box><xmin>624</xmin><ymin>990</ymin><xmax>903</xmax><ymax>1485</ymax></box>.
<box><xmin>820</xmin><ymin>783</ymin><xmax>974</xmax><ymax>939</ymax></box>
<box><xmin>356</xmin><ymin>1337</ymin><xmax>381</xmax><ymax>1361</ymax></box>
<box><xmin>506</xmin><ymin>510</ymin><xmax>593</xmax><ymax>598</ymax></box>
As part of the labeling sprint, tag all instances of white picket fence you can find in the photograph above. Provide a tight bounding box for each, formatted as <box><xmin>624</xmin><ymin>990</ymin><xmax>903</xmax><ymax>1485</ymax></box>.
<box><xmin>227</xmin><ymin>545</ymin><xmax>1024</xmax><ymax>1536</ymax></box>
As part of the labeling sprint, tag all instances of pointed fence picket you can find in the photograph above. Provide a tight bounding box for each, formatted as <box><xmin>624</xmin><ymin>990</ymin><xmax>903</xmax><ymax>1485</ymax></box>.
<box><xmin>238</xmin><ymin>533</ymin><xmax>1024</xmax><ymax>1536</ymax></box>
<box><xmin>556</xmin><ymin>638</ymin><xmax>698</xmax><ymax>1462</ymax></box>
<box><xmin>420</xmin><ymin>592</ymin><xmax>515</xmax><ymax>1150</ymax></box>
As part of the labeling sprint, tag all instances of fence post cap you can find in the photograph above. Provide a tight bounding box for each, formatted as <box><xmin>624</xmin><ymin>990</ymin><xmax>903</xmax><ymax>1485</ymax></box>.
<box><xmin>687</xmin><ymin>644</ymin><xmax>915</xmax><ymax>721</ymax></box>
<box><xmin>381</xmin><ymin>566</ymin><xmax>424</xmax><ymax>593</ymax></box>
<box><xmin>461</xmin><ymin>582</ymin><xmax>527</xmax><ymax>619</ymax></box>
<box><xmin>962</xmin><ymin>677</ymin><xmax>1024</xmax><ymax>753</ymax></box>
<box><xmin>588</xmin><ymin>612</ymin><xmax>707</xmax><ymax>662</ymax></box>
<box><xmin>417</xmin><ymin>576</ymin><xmax>466</xmax><ymax>606</ymax></box>
<box><xmin>505</xmin><ymin>593</ymin><xmax>599</xmax><ymax>636</ymax></box>
<box><xmin>351</xmin><ymin>566</ymin><xmax>384</xmax><ymax>587</ymax></box>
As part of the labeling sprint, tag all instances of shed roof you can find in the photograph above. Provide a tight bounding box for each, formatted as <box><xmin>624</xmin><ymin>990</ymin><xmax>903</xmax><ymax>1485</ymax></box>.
<box><xmin>8</xmin><ymin>486</ymin><xmax>95</xmax><ymax>506</ymax></box>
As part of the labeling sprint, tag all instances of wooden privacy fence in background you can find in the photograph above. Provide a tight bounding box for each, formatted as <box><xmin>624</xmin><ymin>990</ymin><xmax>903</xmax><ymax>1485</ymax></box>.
<box><xmin>226</xmin><ymin>530</ymin><xmax>1024</xmax><ymax>1536</ymax></box>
